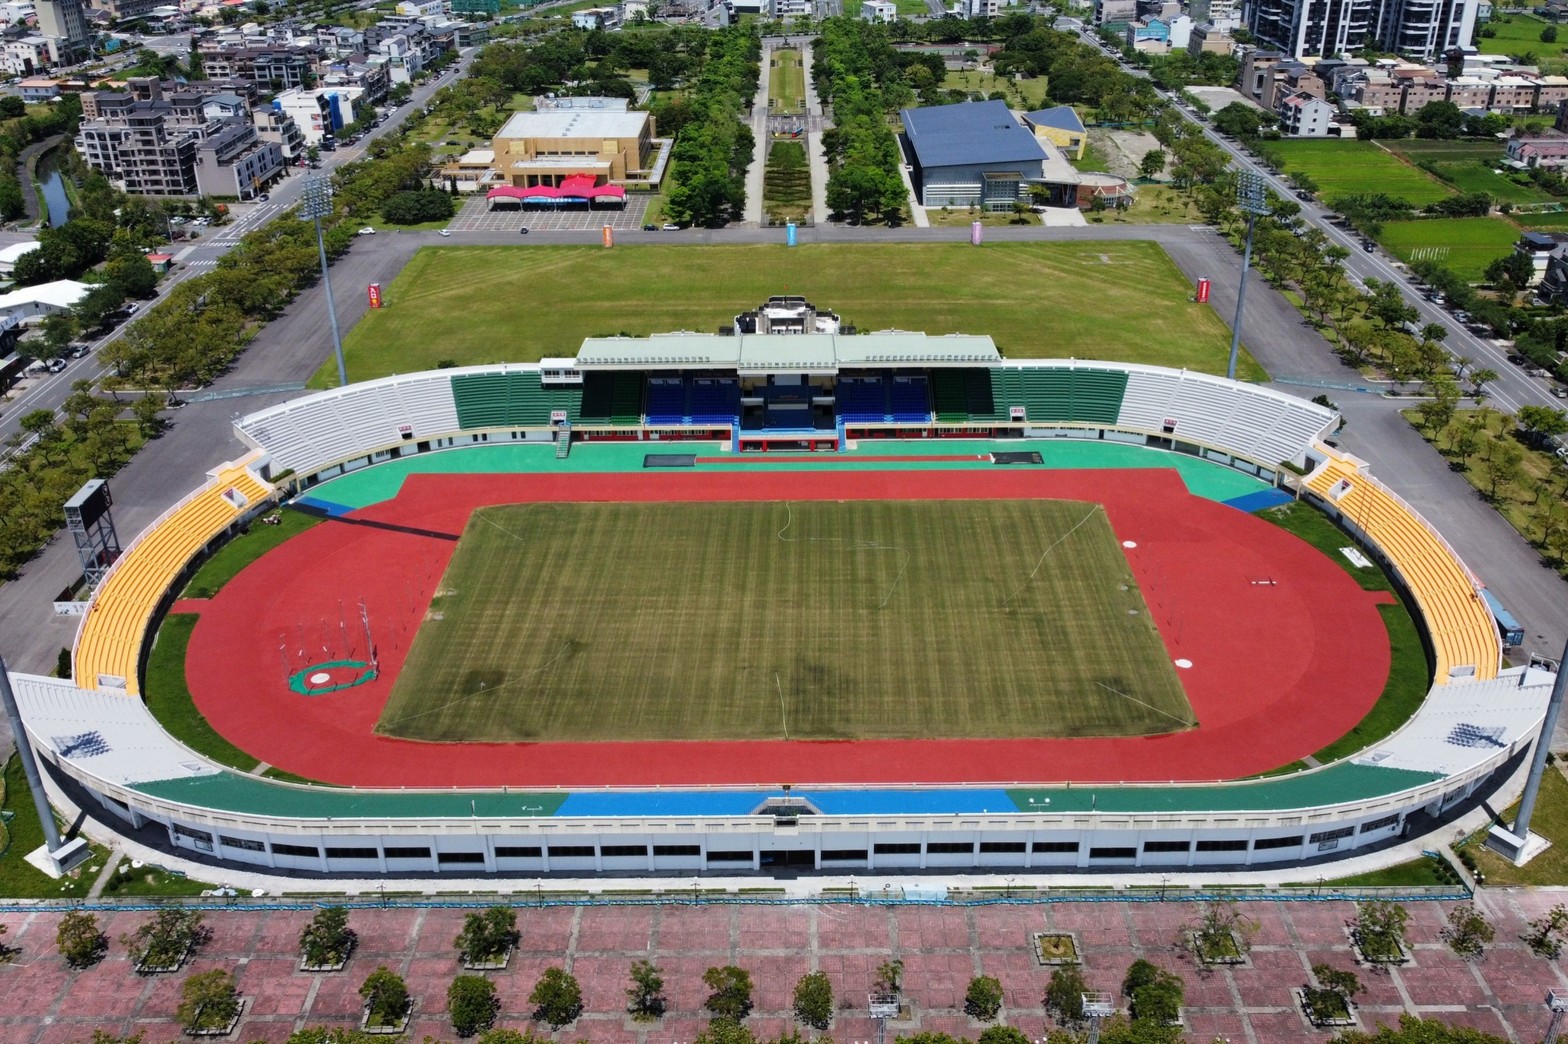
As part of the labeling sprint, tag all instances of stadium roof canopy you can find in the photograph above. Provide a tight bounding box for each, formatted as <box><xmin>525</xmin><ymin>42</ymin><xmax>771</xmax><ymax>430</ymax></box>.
<box><xmin>574</xmin><ymin>332</ymin><xmax>1000</xmax><ymax>373</ymax></box>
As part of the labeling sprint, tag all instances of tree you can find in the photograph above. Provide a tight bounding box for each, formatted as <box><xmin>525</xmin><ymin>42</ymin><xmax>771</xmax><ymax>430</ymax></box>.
<box><xmin>131</xmin><ymin>392</ymin><xmax>167</xmax><ymax>439</ymax></box>
<box><xmin>57</xmin><ymin>910</ymin><xmax>106</xmax><ymax>968</ymax></box>
<box><xmin>1484</xmin><ymin>251</ymin><xmax>1534</xmax><ymax>299</ymax></box>
<box><xmin>1522</xmin><ymin>904</ymin><xmax>1568</xmax><ymax>958</ymax></box>
<box><xmin>1138</xmin><ymin>149</ymin><xmax>1166</xmax><ymax>180</ymax></box>
<box><xmin>1482</xmin><ymin>439</ymin><xmax>1524</xmax><ymax>501</ymax></box>
<box><xmin>793</xmin><ymin>970</ymin><xmax>834</xmax><ymax>1029</ymax></box>
<box><xmin>359</xmin><ymin>966</ymin><xmax>410</xmax><ymax>1028</ymax></box>
<box><xmin>977</xmin><ymin>1029</ymin><xmax>1031</xmax><ymax>1044</ymax></box>
<box><xmin>1545</xmin><ymin>24</ymin><xmax>1560</xmax><ymax>42</ymax></box>
<box><xmin>38</xmin><ymin>313</ymin><xmax>76</xmax><ymax>359</ymax></box>
<box><xmin>1212</xmin><ymin>101</ymin><xmax>1272</xmax><ymax>137</ymax></box>
<box><xmin>1123</xmin><ymin>959</ymin><xmax>1182</xmax><ymax>1024</ymax></box>
<box><xmin>529</xmin><ymin>966</ymin><xmax>583</xmax><ymax>1028</ymax></box>
<box><xmin>1330</xmin><ymin>1013</ymin><xmax>1511</xmax><ymax>1041</ymax></box>
<box><xmin>449</xmin><ymin>974</ymin><xmax>500</xmax><ymax>1037</ymax></box>
<box><xmin>695</xmin><ymin>1019</ymin><xmax>756</xmax><ymax>1044</ymax></box>
<box><xmin>1301</xmin><ymin>963</ymin><xmax>1362</xmax><ymax>1024</ymax></box>
<box><xmin>875</xmin><ymin>958</ymin><xmax>905</xmax><ymax>996</ymax></box>
<box><xmin>1470</xmin><ymin>367</ymin><xmax>1500</xmax><ymax>399</ymax></box>
<box><xmin>1044</xmin><ymin>965</ymin><xmax>1087</xmax><ymax>1025</ymax></box>
<box><xmin>704</xmin><ymin>964</ymin><xmax>755</xmax><ymax>1021</ymax></box>
<box><xmin>178</xmin><ymin>969</ymin><xmax>241</xmax><ymax>1034</ymax></box>
<box><xmin>1517</xmin><ymin>405</ymin><xmax>1568</xmax><ymax>448</ymax></box>
<box><xmin>965</xmin><ymin>974</ymin><xmax>1005</xmax><ymax>1021</ymax></box>
<box><xmin>1416</xmin><ymin>100</ymin><xmax>1466</xmax><ymax>139</ymax></box>
<box><xmin>300</xmin><ymin>906</ymin><xmax>355</xmax><ymax>968</ymax></box>
<box><xmin>1189</xmin><ymin>898</ymin><xmax>1257</xmax><ymax>961</ymax></box>
<box><xmin>1353</xmin><ymin>900</ymin><xmax>1410</xmax><ymax>962</ymax></box>
<box><xmin>0</xmin><ymin>924</ymin><xmax>13</xmax><ymax>964</ymax></box>
<box><xmin>627</xmin><ymin>958</ymin><xmax>667</xmax><ymax>1019</ymax></box>
<box><xmin>0</xmin><ymin>95</ymin><xmax>23</xmax><ymax>118</ymax></box>
<box><xmin>1441</xmin><ymin>904</ymin><xmax>1496</xmax><ymax>961</ymax></box>
<box><xmin>454</xmin><ymin>906</ymin><xmax>518</xmax><ymax>965</ymax></box>
<box><xmin>381</xmin><ymin>189</ymin><xmax>456</xmax><ymax>224</ymax></box>
<box><xmin>122</xmin><ymin>909</ymin><xmax>208</xmax><ymax>971</ymax></box>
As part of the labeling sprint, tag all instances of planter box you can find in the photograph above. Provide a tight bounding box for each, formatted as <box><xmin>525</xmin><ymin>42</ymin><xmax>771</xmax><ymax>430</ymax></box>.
<box><xmin>361</xmin><ymin>1001</ymin><xmax>412</xmax><ymax>1036</ymax></box>
<box><xmin>1348</xmin><ymin>928</ymin><xmax>1410</xmax><ymax>966</ymax></box>
<box><xmin>1032</xmin><ymin>932</ymin><xmax>1082</xmax><ymax>966</ymax></box>
<box><xmin>1190</xmin><ymin>930</ymin><xmax>1251</xmax><ymax>967</ymax></box>
<box><xmin>1297</xmin><ymin>987</ymin><xmax>1356</xmax><ymax>1028</ymax></box>
<box><xmin>299</xmin><ymin>955</ymin><xmax>350</xmax><ymax>973</ymax></box>
<box><xmin>461</xmin><ymin>946</ymin><xmax>512</xmax><ymax>971</ymax></box>
<box><xmin>135</xmin><ymin>942</ymin><xmax>193</xmax><ymax>975</ymax></box>
<box><xmin>188</xmin><ymin>996</ymin><xmax>247</xmax><ymax>1037</ymax></box>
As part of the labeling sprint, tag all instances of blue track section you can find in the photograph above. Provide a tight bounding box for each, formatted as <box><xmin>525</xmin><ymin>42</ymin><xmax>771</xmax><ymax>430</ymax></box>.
<box><xmin>1224</xmin><ymin>488</ymin><xmax>1294</xmax><ymax>514</ymax></box>
<box><xmin>294</xmin><ymin>496</ymin><xmax>357</xmax><ymax>517</ymax></box>
<box><xmin>556</xmin><ymin>788</ymin><xmax>1019</xmax><ymax>818</ymax></box>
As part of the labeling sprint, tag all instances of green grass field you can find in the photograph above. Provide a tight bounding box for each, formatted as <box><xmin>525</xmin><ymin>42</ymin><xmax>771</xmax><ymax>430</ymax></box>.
<box><xmin>1476</xmin><ymin>13</ymin><xmax>1568</xmax><ymax>71</ymax></box>
<box><xmin>1387</xmin><ymin>140</ymin><xmax>1555</xmax><ymax>205</ymax></box>
<box><xmin>320</xmin><ymin>243</ymin><xmax>1256</xmax><ymax>385</ymax></box>
<box><xmin>763</xmin><ymin>139</ymin><xmax>811</xmax><ymax>223</ymax></box>
<box><xmin>378</xmin><ymin>500</ymin><xmax>1192</xmax><ymax>744</ymax></box>
<box><xmin>768</xmin><ymin>48</ymin><xmax>805</xmax><ymax>115</ymax></box>
<box><xmin>1378</xmin><ymin>216</ymin><xmax>1521</xmax><ymax>281</ymax></box>
<box><xmin>1268</xmin><ymin>140</ymin><xmax>1453</xmax><ymax>207</ymax></box>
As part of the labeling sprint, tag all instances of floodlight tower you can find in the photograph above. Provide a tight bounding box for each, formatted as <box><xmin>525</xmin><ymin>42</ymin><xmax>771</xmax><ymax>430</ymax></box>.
<box><xmin>0</xmin><ymin>653</ymin><xmax>88</xmax><ymax>873</ymax></box>
<box><xmin>1083</xmin><ymin>992</ymin><xmax>1115</xmax><ymax>1044</ymax></box>
<box><xmin>1490</xmin><ymin>635</ymin><xmax>1568</xmax><ymax>862</ymax></box>
<box><xmin>1227</xmin><ymin>170</ymin><xmax>1270</xmax><ymax>382</ymax></box>
<box><xmin>869</xmin><ymin>991</ymin><xmax>900</xmax><ymax>1044</ymax></box>
<box><xmin>1546</xmin><ymin>989</ymin><xmax>1568</xmax><ymax>1044</ymax></box>
<box><xmin>300</xmin><ymin>176</ymin><xmax>348</xmax><ymax>387</ymax></box>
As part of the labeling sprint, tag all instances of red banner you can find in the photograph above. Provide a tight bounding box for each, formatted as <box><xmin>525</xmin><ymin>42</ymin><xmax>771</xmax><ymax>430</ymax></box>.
<box><xmin>368</xmin><ymin>283</ymin><xmax>382</xmax><ymax>309</ymax></box>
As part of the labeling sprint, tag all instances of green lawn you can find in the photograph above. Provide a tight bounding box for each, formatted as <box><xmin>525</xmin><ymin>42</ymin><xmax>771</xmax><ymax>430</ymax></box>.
<box><xmin>1319</xmin><ymin>853</ymin><xmax>1456</xmax><ymax>888</ymax></box>
<box><xmin>763</xmin><ymin>139</ymin><xmax>811</xmax><ymax>223</ymax></box>
<box><xmin>182</xmin><ymin>508</ymin><xmax>320</xmax><ymax>599</ymax></box>
<box><xmin>1476</xmin><ymin>13</ymin><xmax>1568</xmax><ymax>71</ymax></box>
<box><xmin>1255</xmin><ymin>502</ymin><xmax>1431</xmax><ymax>765</ymax></box>
<box><xmin>319</xmin><ymin>242</ymin><xmax>1261</xmax><ymax>384</ymax></box>
<box><xmin>938</xmin><ymin>70</ymin><xmax>1051</xmax><ymax>109</ymax></box>
<box><xmin>1379</xmin><ymin>217</ymin><xmax>1521</xmax><ymax>281</ymax></box>
<box><xmin>145</xmin><ymin>614</ymin><xmax>265</xmax><ymax>773</ymax></box>
<box><xmin>1268</xmin><ymin>139</ymin><xmax>1453</xmax><ymax>207</ymax></box>
<box><xmin>768</xmin><ymin>48</ymin><xmax>805</xmax><ymax>115</ymax></box>
<box><xmin>1386</xmin><ymin>140</ymin><xmax>1555</xmax><ymax>205</ymax></box>
<box><xmin>380</xmin><ymin>500</ymin><xmax>1193</xmax><ymax>743</ymax></box>
<box><xmin>1468</xmin><ymin>767</ymin><xmax>1568</xmax><ymax>885</ymax></box>
<box><xmin>0</xmin><ymin>754</ymin><xmax>108</xmax><ymax>899</ymax></box>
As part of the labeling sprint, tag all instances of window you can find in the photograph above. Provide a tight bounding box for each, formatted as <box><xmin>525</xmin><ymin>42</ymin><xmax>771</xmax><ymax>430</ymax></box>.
<box><xmin>1360</xmin><ymin>814</ymin><xmax>1399</xmax><ymax>834</ymax></box>
<box><xmin>1196</xmin><ymin>839</ymin><xmax>1248</xmax><ymax>852</ymax></box>
<box><xmin>874</xmin><ymin>843</ymin><xmax>920</xmax><ymax>855</ymax></box>
<box><xmin>1253</xmin><ymin>835</ymin><xmax>1302</xmax><ymax>850</ymax></box>
<box><xmin>385</xmin><ymin>846</ymin><xmax>431</xmax><ymax>860</ymax></box>
<box><xmin>438</xmin><ymin>851</ymin><xmax>485</xmax><ymax>864</ymax></box>
<box><xmin>548</xmin><ymin>845</ymin><xmax>595</xmax><ymax>858</ymax></box>
<box><xmin>653</xmin><ymin>844</ymin><xmax>699</xmax><ymax>857</ymax></box>
<box><xmin>274</xmin><ymin>843</ymin><xmax>319</xmax><ymax>858</ymax></box>
<box><xmin>495</xmin><ymin>846</ymin><xmax>541</xmax><ymax>858</ymax></box>
<box><xmin>821</xmin><ymin>849</ymin><xmax>867</xmax><ymax>862</ymax></box>
<box><xmin>927</xmin><ymin>842</ymin><xmax>975</xmax><ymax>855</ymax></box>
<box><xmin>1032</xmin><ymin>841</ymin><xmax>1080</xmax><ymax>853</ymax></box>
<box><xmin>1308</xmin><ymin>827</ymin><xmax>1354</xmax><ymax>845</ymax></box>
<box><xmin>1143</xmin><ymin>840</ymin><xmax>1191</xmax><ymax>853</ymax></box>
<box><xmin>326</xmin><ymin>847</ymin><xmax>378</xmax><ymax>860</ymax></box>
<box><xmin>1089</xmin><ymin>847</ymin><xmax>1137</xmax><ymax>860</ymax></box>
<box><xmin>979</xmin><ymin>841</ymin><xmax>1026</xmax><ymax>853</ymax></box>
<box><xmin>173</xmin><ymin>823</ymin><xmax>212</xmax><ymax>843</ymax></box>
<box><xmin>601</xmin><ymin>845</ymin><xmax>648</xmax><ymax>858</ymax></box>
<box><xmin>705</xmin><ymin>850</ymin><xmax>753</xmax><ymax>862</ymax></box>
<box><xmin>219</xmin><ymin>835</ymin><xmax>265</xmax><ymax>852</ymax></box>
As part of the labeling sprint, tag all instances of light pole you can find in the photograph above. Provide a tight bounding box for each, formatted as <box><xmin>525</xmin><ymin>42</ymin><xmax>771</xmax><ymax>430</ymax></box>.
<box><xmin>0</xmin><ymin>653</ymin><xmax>87</xmax><ymax>872</ymax></box>
<box><xmin>1546</xmin><ymin>989</ymin><xmax>1568</xmax><ymax>1044</ymax></box>
<box><xmin>300</xmin><ymin>176</ymin><xmax>348</xmax><ymax>387</ymax></box>
<box><xmin>1490</xmin><ymin>635</ymin><xmax>1568</xmax><ymax>862</ymax></box>
<box><xmin>1227</xmin><ymin>170</ymin><xmax>1270</xmax><ymax>382</ymax></box>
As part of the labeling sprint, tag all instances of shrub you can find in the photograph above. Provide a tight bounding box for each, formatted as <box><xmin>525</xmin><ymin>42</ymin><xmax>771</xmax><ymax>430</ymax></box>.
<box><xmin>122</xmin><ymin>909</ymin><xmax>208</xmax><ymax>971</ymax></box>
<box><xmin>359</xmin><ymin>965</ymin><xmax>410</xmax><ymax>1027</ymax></box>
<box><xmin>300</xmin><ymin>906</ymin><xmax>355</xmax><ymax>968</ymax></box>
<box><xmin>874</xmin><ymin>958</ymin><xmax>904</xmax><ymax>995</ymax></box>
<box><xmin>793</xmin><ymin>970</ymin><xmax>833</xmax><ymax>1029</ymax></box>
<box><xmin>178</xmin><ymin>968</ymin><xmax>241</xmax><ymax>1033</ymax></box>
<box><xmin>454</xmin><ymin>906</ymin><xmax>518</xmax><ymax>966</ymax></box>
<box><xmin>529</xmin><ymin>966</ymin><xmax>583</xmax><ymax>1028</ymax></box>
<box><xmin>695</xmin><ymin>1018</ymin><xmax>756</xmax><ymax>1044</ymax></box>
<box><xmin>0</xmin><ymin>924</ymin><xmax>14</xmax><ymax>964</ymax></box>
<box><xmin>1123</xmin><ymin>959</ymin><xmax>1183</xmax><ymax>1024</ymax></box>
<box><xmin>1189</xmin><ymin>897</ymin><xmax>1257</xmax><ymax>961</ymax></box>
<box><xmin>57</xmin><ymin>910</ymin><xmax>107</xmax><ymax>968</ymax></box>
<box><xmin>449</xmin><ymin>974</ymin><xmax>500</xmax><ymax>1037</ymax></box>
<box><xmin>627</xmin><ymin>958</ymin><xmax>667</xmax><ymax>1019</ymax></box>
<box><xmin>1301</xmin><ymin>963</ymin><xmax>1362</xmax><ymax>1025</ymax></box>
<box><xmin>965</xmin><ymin>975</ymin><xmax>1004</xmax><ymax>1021</ymax></box>
<box><xmin>703</xmin><ymin>964</ymin><xmax>754</xmax><ymax>1020</ymax></box>
<box><xmin>381</xmin><ymin>189</ymin><xmax>455</xmax><ymax>225</ymax></box>
<box><xmin>977</xmin><ymin>1029</ymin><xmax>1030</xmax><ymax>1044</ymax></box>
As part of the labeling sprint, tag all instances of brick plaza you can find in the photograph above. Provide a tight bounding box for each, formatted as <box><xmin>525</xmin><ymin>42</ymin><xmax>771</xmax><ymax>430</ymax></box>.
<box><xmin>4</xmin><ymin>890</ymin><xmax>1568</xmax><ymax>1042</ymax></box>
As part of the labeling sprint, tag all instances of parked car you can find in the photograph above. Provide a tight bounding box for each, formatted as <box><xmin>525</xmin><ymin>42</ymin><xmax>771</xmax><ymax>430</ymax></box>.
<box><xmin>257</xmin><ymin>192</ymin><xmax>270</xmax><ymax>202</ymax></box>
<box><xmin>438</xmin><ymin>229</ymin><xmax>451</xmax><ymax>237</ymax></box>
<box><xmin>662</xmin><ymin>223</ymin><xmax>681</xmax><ymax>230</ymax></box>
<box><xmin>46</xmin><ymin>357</ymin><xmax>68</xmax><ymax>373</ymax></box>
<box><xmin>518</xmin><ymin>227</ymin><xmax>530</xmax><ymax>234</ymax></box>
<box><xmin>642</xmin><ymin>223</ymin><xmax>657</xmax><ymax>231</ymax></box>
<box><xmin>1508</xmin><ymin>354</ymin><xmax>1527</xmax><ymax>366</ymax></box>
<box><xmin>358</xmin><ymin>227</ymin><xmax>376</xmax><ymax>236</ymax></box>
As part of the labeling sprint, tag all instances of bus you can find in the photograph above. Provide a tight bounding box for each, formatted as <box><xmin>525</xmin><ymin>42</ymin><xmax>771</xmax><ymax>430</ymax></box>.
<box><xmin>1480</xmin><ymin>589</ymin><xmax>1525</xmax><ymax>649</ymax></box>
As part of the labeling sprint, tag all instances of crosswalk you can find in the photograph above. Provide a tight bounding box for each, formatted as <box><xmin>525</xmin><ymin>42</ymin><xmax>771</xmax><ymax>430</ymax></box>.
<box><xmin>184</xmin><ymin>258</ymin><xmax>218</xmax><ymax>270</ymax></box>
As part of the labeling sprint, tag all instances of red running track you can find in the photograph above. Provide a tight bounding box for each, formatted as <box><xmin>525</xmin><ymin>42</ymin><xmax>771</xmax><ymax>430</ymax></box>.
<box><xmin>184</xmin><ymin>469</ymin><xmax>1391</xmax><ymax>788</ymax></box>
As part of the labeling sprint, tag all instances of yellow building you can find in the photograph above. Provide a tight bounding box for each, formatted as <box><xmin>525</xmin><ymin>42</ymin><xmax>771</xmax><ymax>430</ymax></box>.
<box><xmin>1022</xmin><ymin>105</ymin><xmax>1087</xmax><ymax>162</ymax></box>
<box><xmin>488</xmin><ymin>100</ymin><xmax>656</xmax><ymax>189</ymax></box>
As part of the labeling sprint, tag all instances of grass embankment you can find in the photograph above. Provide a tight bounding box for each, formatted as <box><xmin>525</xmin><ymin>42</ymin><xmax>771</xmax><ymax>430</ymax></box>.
<box><xmin>320</xmin><ymin>242</ymin><xmax>1262</xmax><ymax>383</ymax></box>
<box><xmin>762</xmin><ymin>139</ymin><xmax>811</xmax><ymax>224</ymax></box>
<box><xmin>0</xmin><ymin>754</ymin><xmax>106</xmax><ymax>899</ymax></box>
<box><xmin>182</xmin><ymin>508</ymin><xmax>321</xmax><ymax>598</ymax></box>
<box><xmin>145</xmin><ymin>615</ymin><xmax>263</xmax><ymax>773</ymax></box>
<box><xmin>1404</xmin><ymin>408</ymin><xmax>1568</xmax><ymax>580</ymax></box>
<box><xmin>1466</xmin><ymin>769</ymin><xmax>1568</xmax><ymax>884</ymax></box>
<box><xmin>1257</xmin><ymin>501</ymin><xmax>1432</xmax><ymax>765</ymax></box>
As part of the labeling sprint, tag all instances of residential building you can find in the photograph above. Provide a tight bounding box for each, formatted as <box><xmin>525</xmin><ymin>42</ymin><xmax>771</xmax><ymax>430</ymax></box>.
<box><xmin>1242</xmin><ymin>0</ymin><xmax>1477</xmax><ymax>60</ymax></box>
<box><xmin>321</xmin><ymin>57</ymin><xmax>389</xmax><ymax>105</ymax></box>
<box><xmin>314</xmin><ymin>25</ymin><xmax>363</xmax><ymax>58</ymax></box>
<box><xmin>963</xmin><ymin>0</ymin><xmax>1003</xmax><ymax>15</ymax></box>
<box><xmin>1166</xmin><ymin>13</ymin><xmax>1195</xmax><ymax>46</ymax></box>
<box><xmin>770</xmin><ymin>0</ymin><xmax>810</xmax><ymax>16</ymax></box>
<box><xmin>1342</xmin><ymin>70</ymin><xmax>1404</xmax><ymax>113</ymax></box>
<box><xmin>571</xmin><ymin>5</ymin><xmax>617</xmax><ymax>27</ymax></box>
<box><xmin>861</xmin><ymin>0</ymin><xmax>896</xmax><ymax>19</ymax></box>
<box><xmin>34</xmin><ymin>0</ymin><xmax>87</xmax><ymax>64</ymax></box>
<box><xmin>1538</xmin><ymin>75</ymin><xmax>1568</xmax><ymax>111</ymax></box>
<box><xmin>75</xmin><ymin>81</ymin><xmax>214</xmax><ymax>195</ymax></box>
<box><xmin>193</xmin><ymin>116</ymin><xmax>282</xmax><ymax>199</ymax></box>
<box><xmin>201</xmin><ymin>90</ymin><xmax>246</xmax><ymax>121</ymax></box>
<box><xmin>1536</xmin><ymin>242</ymin><xmax>1568</xmax><ymax>303</ymax></box>
<box><xmin>1188</xmin><ymin>22</ymin><xmax>1237</xmax><ymax>51</ymax></box>
<box><xmin>0</xmin><ymin>2</ymin><xmax>38</xmax><ymax>24</ymax></box>
<box><xmin>17</xmin><ymin>75</ymin><xmax>58</xmax><ymax>99</ymax></box>
<box><xmin>1022</xmin><ymin>104</ymin><xmax>1087</xmax><ymax>160</ymax></box>
<box><xmin>394</xmin><ymin>0</ymin><xmax>443</xmax><ymax>14</ymax></box>
<box><xmin>489</xmin><ymin>98</ymin><xmax>656</xmax><ymax>188</ymax></box>
<box><xmin>1127</xmin><ymin>17</ymin><xmax>1170</xmax><ymax>50</ymax></box>
<box><xmin>198</xmin><ymin>44</ymin><xmax>318</xmax><ymax>89</ymax></box>
<box><xmin>251</xmin><ymin>103</ymin><xmax>303</xmax><ymax>161</ymax></box>
<box><xmin>1095</xmin><ymin>0</ymin><xmax>1137</xmax><ymax>23</ymax></box>
<box><xmin>272</xmin><ymin>85</ymin><xmax>362</xmax><ymax>145</ymax></box>
<box><xmin>1507</xmin><ymin>130</ymin><xmax>1568</xmax><ymax>170</ymax></box>
<box><xmin>89</xmin><ymin>0</ymin><xmax>162</xmax><ymax>19</ymax></box>
<box><xmin>1514</xmin><ymin>230</ymin><xmax>1563</xmax><ymax>287</ymax></box>
<box><xmin>1445</xmin><ymin>75</ymin><xmax>1491</xmax><ymax>109</ymax></box>
<box><xmin>1489</xmin><ymin>74</ymin><xmax>1538</xmax><ymax>113</ymax></box>
<box><xmin>376</xmin><ymin>32</ymin><xmax>424</xmax><ymax>84</ymax></box>
<box><xmin>1238</xmin><ymin>49</ymin><xmax>1286</xmax><ymax>102</ymax></box>
<box><xmin>900</xmin><ymin>100</ymin><xmax>1048</xmax><ymax>211</ymax></box>
<box><xmin>1276</xmin><ymin>89</ymin><xmax>1337</xmax><ymax>134</ymax></box>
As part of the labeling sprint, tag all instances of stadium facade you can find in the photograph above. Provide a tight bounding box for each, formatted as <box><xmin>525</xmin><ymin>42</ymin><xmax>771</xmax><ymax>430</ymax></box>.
<box><xmin>10</xmin><ymin>308</ymin><xmax>1555</xmax><ymax>878</ymax></box>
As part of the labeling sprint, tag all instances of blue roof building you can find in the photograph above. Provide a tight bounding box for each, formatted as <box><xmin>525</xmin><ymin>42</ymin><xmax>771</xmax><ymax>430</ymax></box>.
<box><xmin>899</xmin><ymin>100</ymin><xmax>1048</xmax><ymax>211</ymax></box>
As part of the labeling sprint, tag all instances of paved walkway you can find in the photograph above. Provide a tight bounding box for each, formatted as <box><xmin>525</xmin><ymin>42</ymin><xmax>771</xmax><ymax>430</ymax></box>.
<box><xmin>3</xmin><ymin>893</ymin><xmax>1567</xmax><ymax>1043</ymax></box>
<box><xmin>742</xmin><ymin>43</ymin><xmax>773</xmax><ymax>226</ymax></box>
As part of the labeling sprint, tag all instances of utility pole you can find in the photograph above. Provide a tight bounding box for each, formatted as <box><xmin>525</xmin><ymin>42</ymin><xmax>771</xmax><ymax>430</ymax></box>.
<box><xmin>1227</xmin><ymin>170</ymin><xmax>1270</xmax><ymax>382</ymax></box>
<box><xmin>300</xmin><ymin>176</ymin><xmax>348</xmax><ymax>387</ymax></box>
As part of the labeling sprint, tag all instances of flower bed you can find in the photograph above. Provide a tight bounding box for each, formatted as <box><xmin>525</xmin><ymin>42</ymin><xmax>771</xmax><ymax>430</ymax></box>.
<box><xmin>1033</xmin><ymin>932</ymin><xmax>1082</xmax><ymax>966</ymax></box>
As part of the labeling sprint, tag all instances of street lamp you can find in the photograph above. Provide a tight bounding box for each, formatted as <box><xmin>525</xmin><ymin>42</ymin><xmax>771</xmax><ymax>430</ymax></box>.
<box><xmin>300</xmin><ymin>176</ymin><xmax>348</xmax><ymax>387</ymax></box>
<box><xmin>1227</xmin><ymin>170</ymin><xmax>1270</xmax><ymax>382</ymax></box>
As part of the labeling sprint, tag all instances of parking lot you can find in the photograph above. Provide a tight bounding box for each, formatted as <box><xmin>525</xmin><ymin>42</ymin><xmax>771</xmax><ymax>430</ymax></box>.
<box><xmin>446</xmin><ymin>193</ymin><xmax>654</xmax><ymax>233</ymax></box>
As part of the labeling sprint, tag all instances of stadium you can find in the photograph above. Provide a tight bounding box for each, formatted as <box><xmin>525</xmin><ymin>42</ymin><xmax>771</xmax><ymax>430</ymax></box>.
<box><xmin>9</xmin><ymin>296</ymin><xmax>1556</xmax><ymax>878</ymax></box>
